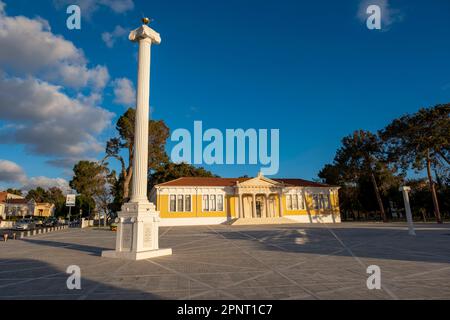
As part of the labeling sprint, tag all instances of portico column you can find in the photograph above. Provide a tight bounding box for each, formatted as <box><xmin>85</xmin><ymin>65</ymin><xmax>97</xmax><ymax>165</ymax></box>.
<box><xmin>264</xmin><ymin>194</ymin><xmax>269</xmax><ymax>218</ymax></box>
<box><xmin>252</xmin><ymin>194</ymin><xmax>257</xmax><ymax>218</ymax></box>
<box><xmin>278</xmin><ymin>192</ymin><xmax>284</xmax><ymax>217</ymax></box>
<box><xmin>238</xmin><ymin>194</ymin><xmax>243</xmax><ymax>218</ymax></box>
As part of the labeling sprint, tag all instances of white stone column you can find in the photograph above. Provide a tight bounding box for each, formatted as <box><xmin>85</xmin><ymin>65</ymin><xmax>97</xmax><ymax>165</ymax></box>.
<box><xmin>238</xmin><ymin>194</ymin><xmax>243</xmax><ymax>218</ymax></box>
<box><xmin>252</xmin><ymin>194</ymin><xmax>257</xmax><ymax>218</ymax></box>
<box><xmin>278</xmin><ymin>192</ymin><xmax>284</xmax><ymax>217</ymax></box>
<box><xmin>400</xmin><ymin>186</ymin><xmax>416</xmax><ymax>236</ymax></box>
<box><xmin>130</xmin><ymin>36</ymin><xmax>152</xmax><ymax>203</ymax></box>
<box><xmin>264</xmin><ymin>194</ymin><xmax>269</xmax><ymax>218</ymax></box>
<box><xmin>102</xmin><ymin>20</ymin><xmax>172</xmax><ymax>261</ymax></box>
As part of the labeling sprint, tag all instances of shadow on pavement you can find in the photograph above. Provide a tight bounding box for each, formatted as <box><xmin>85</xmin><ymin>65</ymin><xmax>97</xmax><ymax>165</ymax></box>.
<box><xmin>0</xmin><ymin>259</ymin><xmax>161</xmax><ymax>300</ymax></box>
<box><xmin>208</xmin><ymin>225</ymin><xmax>450</xmax><ymax>264</ymax></box>
<box><xmin>21</xmin><ymin>238</ymin><xmax>109</xmax><ymax>256</ymax></box>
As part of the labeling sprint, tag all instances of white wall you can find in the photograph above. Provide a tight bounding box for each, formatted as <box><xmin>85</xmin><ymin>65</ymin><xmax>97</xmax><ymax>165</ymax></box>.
<box><xmin>160</xmin><ymin>217</ymin><xmax>230</xmax><ymax>227</ymax></box>
<box><xmin>288</xmin><ymin>214</ymin><xmax>341</xmax><ymax>224</ymax></box>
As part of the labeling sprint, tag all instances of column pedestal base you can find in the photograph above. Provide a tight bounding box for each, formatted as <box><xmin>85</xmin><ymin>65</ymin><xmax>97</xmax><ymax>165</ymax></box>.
<box><xmin>102</xmin><ymin>248</ymin><xmax>172</xmax><ymax>261</ymax></box>
<box><xmin>101</xmin><ymin>201</ymin><xmax>172</xmax><ymax>261</ymax></box>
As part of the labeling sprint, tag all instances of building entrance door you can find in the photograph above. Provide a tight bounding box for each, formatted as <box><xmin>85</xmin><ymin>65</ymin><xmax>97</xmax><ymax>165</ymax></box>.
<box><xmin>256</xmin><ymin>198</ymin><xmax>264</xmax><ymax>218</ymax></box>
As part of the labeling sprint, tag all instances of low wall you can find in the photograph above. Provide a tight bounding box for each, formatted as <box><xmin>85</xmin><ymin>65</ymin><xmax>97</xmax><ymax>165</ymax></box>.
<box><xmin>288</xmin><ymin>214</ymin><xmax>342</xmax><ymax>224</ymax></box>
<box><xmin>0</xmin><ymin>221</ymin><xmax>14</xmax><ymax>228</ymax></box>
<box><xmin>80</xmin><ymin>219</ymin><xmax>95</xmax><ymax>228</ymax></box>
<box><xmin>159</xmin><ymin>214</ymin><xmax>342</xmax><ymax>226</ymax></box>
<box><xmin>159</xmin><ymin>217</ymin><xmax>230</xmax><ymax>227</ymax></box>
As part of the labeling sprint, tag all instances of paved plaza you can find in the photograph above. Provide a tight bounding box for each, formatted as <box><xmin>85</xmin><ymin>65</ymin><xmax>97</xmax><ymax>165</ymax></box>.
<box><xmin>1</xmin><ymin>223</ymin><xmax>450</xmax><ymax>300</ymax></box>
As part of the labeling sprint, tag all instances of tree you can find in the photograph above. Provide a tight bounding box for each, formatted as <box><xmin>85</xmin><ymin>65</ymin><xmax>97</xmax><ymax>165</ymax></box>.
<box><xmin>381</xmin><ymin>104</ymin><xmax>450</xmax><ymax>223</ymax></box>
<box><xmin>46</xmin><ymin>187</ymin><xmax>67</xmax><ymax>218</ymax></box>
<box><xmin>332</xmin><ymin>130</ymin><xmax>389</xmax><ymax>222</ymax></box>
<box><xmin>149</xmin><ymin>162</ymin><xmax>218</xmax><ymax>188</ymax></box>
<box><xmin>92</xmin><ymin>169</ymin><xmax>116</xmax><ymax>227</ymax></box>
<box><xmin>70</xmin><ymin>161</ymin><xmax>111</xmax><ymax>221</ymax></box>
<box><xmin>104</xmin><ymin>108</ymin><xmax>170</xmax><ymax>200</ymax></box>
<box><xmin>26</xmin><ymin>187</ymin><xmax>49</xmax><ymax>202</ymax></box>
<box><xmin>6</xmin><ymin>188</ymin><xmax>22</xmax><ymax>196</ymax></box>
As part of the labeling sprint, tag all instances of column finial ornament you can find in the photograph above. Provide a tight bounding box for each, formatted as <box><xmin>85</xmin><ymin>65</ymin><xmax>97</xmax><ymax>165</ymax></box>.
<box><xmin>142</xmin><ymin>17</ymin><xmax>152</xmax><ymax>25</ymax></box>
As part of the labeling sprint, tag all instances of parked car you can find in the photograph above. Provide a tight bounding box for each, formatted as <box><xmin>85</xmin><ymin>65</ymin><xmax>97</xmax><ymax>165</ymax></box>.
<box><xmin>14</xmin><ymin>219</ymin><xmax>36</xmax><ymax>231</ymax></box>
<box><xmin>43</xmin><ymin>218</ymin><xmax>58</xmax><ymax>227</ymax></box>
<box><xmin>33</xmin><ymin>218</ymin><xmax>44</xmax><ymax>228</ymax></box>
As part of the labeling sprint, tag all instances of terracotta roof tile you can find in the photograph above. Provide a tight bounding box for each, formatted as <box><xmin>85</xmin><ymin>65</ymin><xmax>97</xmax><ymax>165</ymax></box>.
<box><xmin>6</xmin><ymin>199</ymin><xmax>30</xmax><ymax>204</ymax></box>
<box><xmin>273</xmin><ymin>179</ymin><xmax>331</xmax><ymax>188</ymax></box>
<box><xmin>156</xmin><ymin>177</ymin><xmax>333</xmax><ymax>188</ymax></box>
<box><xmin>156</xmin><ymin>177</ymin><xmax>251</xmax><ymax>187</ymax></box>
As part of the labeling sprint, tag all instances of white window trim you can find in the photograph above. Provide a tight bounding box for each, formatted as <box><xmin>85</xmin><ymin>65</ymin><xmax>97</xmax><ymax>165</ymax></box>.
<box><xmin>286</xmin><ymin>193</ymin><xmax>306</xmax><ymax>211</ymax></box>
<box><xmin>202</xmin><ymin>193</ymin><xmax>226</xmax><ymax>212</ymax></box>
<box><xmin>168</xmin><ymin>194</ymin><xmax>193</xmax><ymax>213</ymax></box>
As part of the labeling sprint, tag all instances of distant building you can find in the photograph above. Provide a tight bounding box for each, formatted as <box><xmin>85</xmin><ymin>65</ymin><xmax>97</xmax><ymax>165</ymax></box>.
<box><xmin>0</xmin><ymin>191</ymin><xmax>25</xmax><ymax>202</ymax></box>
<box><xmin>150</xmin><ymin>173</ymin><xmax>341</xmax><ymax>226</ymax></box>
<box><xmin>0</xmin><ymin>202</ymin><xmax>5</xmax><ymax>220</ymax></box>
<box><xmin>4</xmin><ymin>199</ymin><xmax>34</xmax><ymax>218</ymax></box>
<box><xmin>33</xmin><ymin>203</ymin><xmax>55</xmax><ymax>217</ymax></box>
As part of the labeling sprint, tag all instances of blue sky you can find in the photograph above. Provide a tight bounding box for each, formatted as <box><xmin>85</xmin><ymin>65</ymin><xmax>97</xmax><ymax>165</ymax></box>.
<box><xmin>1</xmin><ymin>0</ymin><xmax>450</xmax><ymax>191</ymax></box>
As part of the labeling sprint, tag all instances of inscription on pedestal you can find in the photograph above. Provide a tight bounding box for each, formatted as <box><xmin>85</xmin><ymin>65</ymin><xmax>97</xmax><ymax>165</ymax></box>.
<box><xmin>122</xmin><ymin>224</ymin><xmax>132</xmax><ymax>251</ymax></box>
<box><xmin>143</xmin><ymin>224</ymin><xmax>153</xmax><ymax>248</ymax></box>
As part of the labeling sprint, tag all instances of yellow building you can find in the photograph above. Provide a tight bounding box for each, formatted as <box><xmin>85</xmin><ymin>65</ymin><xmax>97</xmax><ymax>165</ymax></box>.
<box><xmin>33</xmin><ymin>203</ymin><xmax>55</xmax><ymax>218</ymax></box>
<box><xmin>150</xmin><ymin>173</ymin><xmax>341</xmax><ymax>226</ymax></box>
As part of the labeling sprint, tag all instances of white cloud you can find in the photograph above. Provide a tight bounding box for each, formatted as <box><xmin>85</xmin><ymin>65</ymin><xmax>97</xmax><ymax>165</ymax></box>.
<box><xmin>53</xmin><ymin>0</ymin><xmax>134</xmax><ymax>18</ymax></box>
<box><xmin>357</xmin><ymin>0</ymin><xmax>403</xmax><ymax>30</ymax></box>
<box><xmin>0</xmin><ymin>159</ymin><xmax>71</xmax><ymax>193</ymax></box>
<box><xmin>0</xmin><ymin>6</ymin><xmax>115</xmax><ymax>169</ymax></box>
<box><xmin>23</xmin><ymin>176</ymin><xmax>71</xmax><ymax>193</ymax></box>
<box><xmin>102</xmin><ymin>25</ymin><xmax>127</xmax><ymax>48</ymax></box>
<box><xmin>0</xmin><ymin>7</ymin><xmax>109</xmax><ymax>89</ymax></box>
<box><xmin>0</xmin><ymin>76</ymin><xmax>114</xmax><ymax>165</ymax></box>
<box><xmin>0</xmin><ymin>160</ymin><xmax>27</xmax><ymax>184</ymax></box>
<box><xmin>113</xmin><ymin>77</ymin><xmax>136</xmax><ymax>106</ymax></box>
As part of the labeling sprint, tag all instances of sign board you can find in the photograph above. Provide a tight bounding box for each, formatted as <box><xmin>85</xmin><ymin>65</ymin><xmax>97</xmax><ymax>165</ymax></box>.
<box><xmin>66</xmin><ymin>194</ymin><xmax>76</xmax><ymax>207</ymax></box>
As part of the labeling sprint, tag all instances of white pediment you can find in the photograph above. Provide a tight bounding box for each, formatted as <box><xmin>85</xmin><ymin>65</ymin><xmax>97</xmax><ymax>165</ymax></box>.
<box><xmin>239</xmin><ymin>175</ymin><xmax>281</xmax><ymax>187</ymax></box>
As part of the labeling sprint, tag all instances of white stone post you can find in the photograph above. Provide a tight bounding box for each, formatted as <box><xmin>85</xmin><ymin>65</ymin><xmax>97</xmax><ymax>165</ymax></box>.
<box><xmin>399</xmin><ymin>186</ymin><xmax>416</xmax><ymax>236</ymax></box>
<box><xmin>102</xmin><ymin>19</ymin><xmax>172</xmax><ymax>261</ymax></box>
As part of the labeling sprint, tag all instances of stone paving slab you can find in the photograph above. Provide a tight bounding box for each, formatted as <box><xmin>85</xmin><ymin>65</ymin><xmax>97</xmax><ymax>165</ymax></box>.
<box><xmin>1</xmin><ymin>223</ymin><xmax>450</xmax><ymax>300</ymax></box>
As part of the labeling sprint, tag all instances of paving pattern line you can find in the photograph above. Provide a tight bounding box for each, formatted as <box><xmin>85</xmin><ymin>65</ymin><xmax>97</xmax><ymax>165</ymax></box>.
<box><xmin>319</xmin><ymin>224</ymin><xmax>400</xmax><ymax>300</ymax></box>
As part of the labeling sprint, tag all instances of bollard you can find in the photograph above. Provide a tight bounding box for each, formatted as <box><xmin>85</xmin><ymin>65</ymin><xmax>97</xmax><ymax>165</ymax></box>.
<box><xmin>32</xmin><ymin>230</ymin><xmax>37</xmax><ymax>236</ymax></box>
<box><xmin>3</xmin><ymin>233</ymin><xmax>8</xmax><ymax>242</ymax></box>
<box><xmin>20</xmin><ymin>232</ymin><xmax>25</xmax><ymax>239</ymax></box>
<box><xmin>13</xmin><ymin>233</ymin><xmax>17</xmax><ymax>240</ymax></box>
<box><xmin>27</xmin><ymin>231</ymin><xmax>31</xmax><ymax>237</ymax></box>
